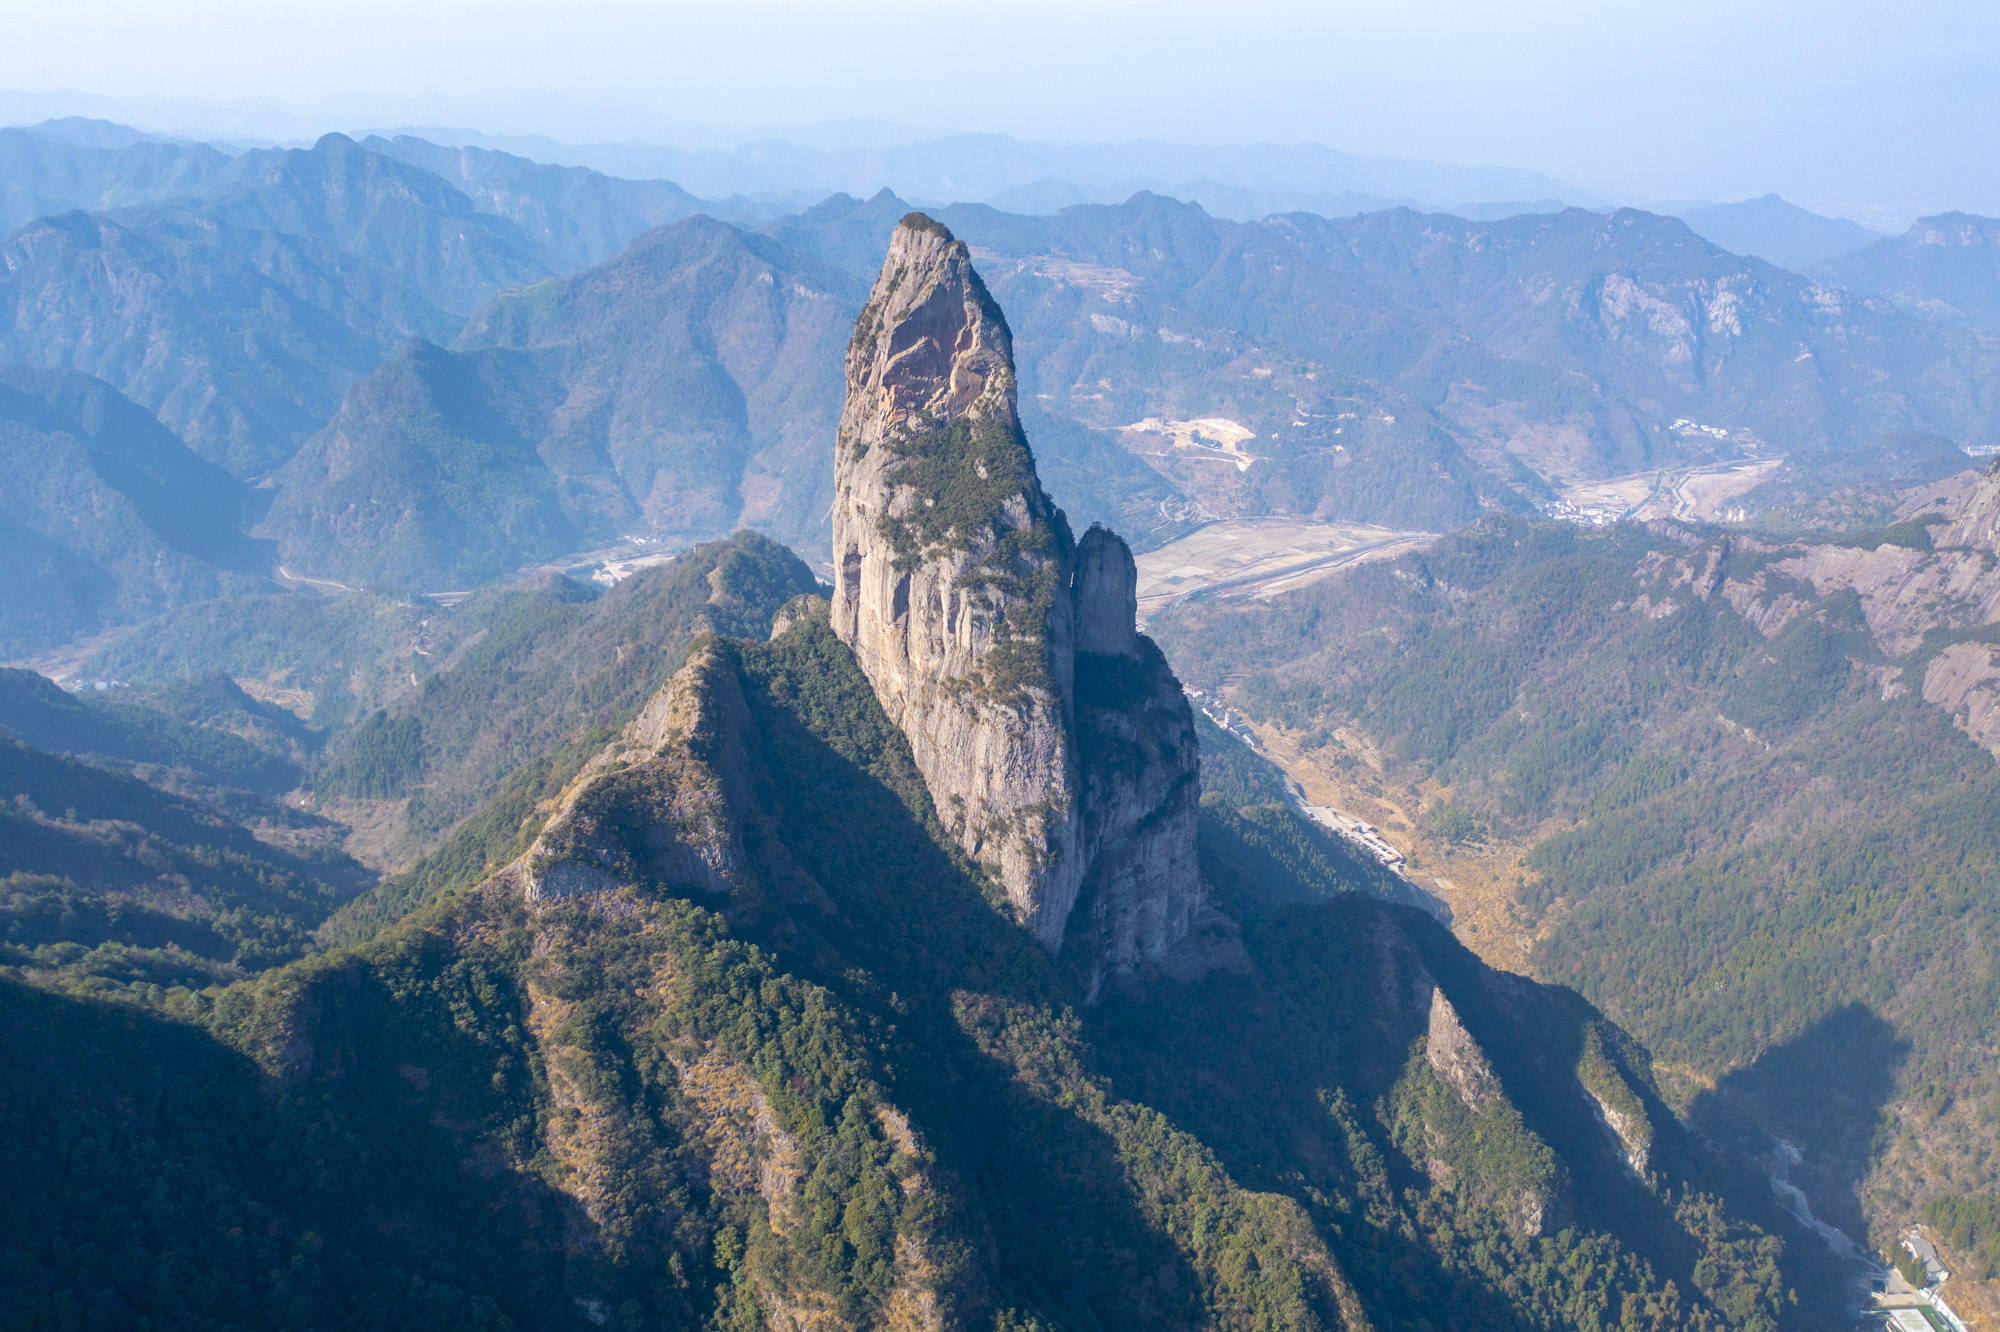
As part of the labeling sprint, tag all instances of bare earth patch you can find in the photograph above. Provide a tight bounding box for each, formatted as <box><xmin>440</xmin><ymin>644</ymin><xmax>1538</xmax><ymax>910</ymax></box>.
<box><xmin>1120</xmin><ymin>415</ymin><xmax>1266</xmax><ymax>472</ymax></box>
<box><xmin>304</xmin><ymin>792</ymin><xmax>412</xmax><ymax>872</ymax></box>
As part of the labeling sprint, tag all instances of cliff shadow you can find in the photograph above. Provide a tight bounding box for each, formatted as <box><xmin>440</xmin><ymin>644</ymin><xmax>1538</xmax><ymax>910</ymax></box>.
<box><xmin>1096</xmin><ymin>830</ymin><xmax>1861</xmax><ymax>1330</ymax></box>
<box><xmin>1689</xmin><ymin>1000</ymin><xmax>1910</xmax><ymax>1246</ymax></box>
<box><xmin>0</xmin><ymin>971</ymin><xmax>632</xmax><ymax>1328</ymax></box>
<box><xmin>722</xmin><ymin>629</ymin><xmax>1211</xmax><ymax>1326</ymax></box>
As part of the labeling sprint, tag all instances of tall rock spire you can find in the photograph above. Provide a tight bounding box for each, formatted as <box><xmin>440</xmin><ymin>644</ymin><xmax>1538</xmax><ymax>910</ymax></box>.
<box><xmin>831</xmin><ymin>213</ymin><xmax>1201</xmax><ymax>995</ymax></box>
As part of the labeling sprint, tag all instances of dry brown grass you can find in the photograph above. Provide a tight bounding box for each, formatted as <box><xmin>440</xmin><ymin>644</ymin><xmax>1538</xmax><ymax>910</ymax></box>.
<box><xmin>306</xmin><ymin>792</ymin><xmax>412</xmax><ymax>872</ymax></box>
<box><xmin>673</xmin><ymin>1043</ymin><xmax>802</xmax><ymax>1229</ymax></box>
<box><xmin>1245</xmin><ymin>718</ymin><xmax>1553</xmax><ymax>976</ymax></box>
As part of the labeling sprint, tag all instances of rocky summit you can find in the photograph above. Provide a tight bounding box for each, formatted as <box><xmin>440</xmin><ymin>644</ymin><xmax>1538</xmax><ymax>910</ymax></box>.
<box><xmin>830</xmin><ymin>214</ymin><xmax>1201</xmax><ymax>994</ymax></box>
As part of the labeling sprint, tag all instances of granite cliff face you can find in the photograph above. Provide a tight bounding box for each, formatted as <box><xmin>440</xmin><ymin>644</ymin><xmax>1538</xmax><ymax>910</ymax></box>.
<box><xmin>831</xmin><ymin>214</ymin><xmax>1200</xmax><ymax>992</ymax></box>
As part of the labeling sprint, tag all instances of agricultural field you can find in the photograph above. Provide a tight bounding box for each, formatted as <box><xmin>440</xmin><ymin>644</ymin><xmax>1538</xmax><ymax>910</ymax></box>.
<box><xmin>1132</xmin><ymin>517</ymin><xmax>1432</xmax><ymax>619</ymax></box>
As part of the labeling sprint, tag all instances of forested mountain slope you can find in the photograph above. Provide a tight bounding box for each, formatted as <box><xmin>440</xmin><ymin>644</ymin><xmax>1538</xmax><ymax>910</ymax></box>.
<box><xmin>1</xmin><ymin>602</ymin><xmax>1842</xmax><ymax>1331</ymax></box>
<box><xmin>1152</xmin><ymin>492</ymin><xmax>2000</xmax><ymax>1300</ymax></box>
<box><xmin>0</xmin><ymin>666</ymin><xmax>298</xmax><ymax>794</ymax></box>
<box><xmin>0</xmin><ymin>365</ymin><xmax>268</xmax><ymax>654</ymax></box>
<box><xmin>311</xmin><ymin>529</ymin><xmax>822</xmax><ymax>923</ymax></box>
<box><xmin>0</xmin><ymin>725</ymin><xmax>371</xmax><ymax>998</ymax></box>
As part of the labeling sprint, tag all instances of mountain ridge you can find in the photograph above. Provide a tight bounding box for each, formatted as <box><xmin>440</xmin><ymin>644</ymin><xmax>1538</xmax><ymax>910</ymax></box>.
<box><xmin>261</xmin><ymin>214</ymin><xmax>863</xmax><ymax>587</ymax></box>
<box><xmin>1670</xmin><ymin>193</ymin><xmax>1885</xmax><ymax>272</ymax></box>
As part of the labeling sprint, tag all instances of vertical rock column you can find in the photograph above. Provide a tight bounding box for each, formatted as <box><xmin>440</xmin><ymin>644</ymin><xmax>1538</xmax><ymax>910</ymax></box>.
<box><xmin>831</xmin><ymin>214</ymin><xmax>1203</xmax><ymax>993</ymax></box>
<box><xmin>1068</xmin><ymin>525</ymin><xmax>1203</xmax><ymax>992</ymax></box>
<box><xmin>830</xmin><ymin>214</ymin><xmax>1084</xmax><ymax>948</ymax></box>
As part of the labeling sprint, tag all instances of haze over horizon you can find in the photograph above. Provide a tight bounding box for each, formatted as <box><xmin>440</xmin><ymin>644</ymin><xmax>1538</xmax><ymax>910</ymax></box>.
<box><xmin>5</xmin><ymin>0</ymin><xmax>1998</xmax><ymax>226</ymax></box>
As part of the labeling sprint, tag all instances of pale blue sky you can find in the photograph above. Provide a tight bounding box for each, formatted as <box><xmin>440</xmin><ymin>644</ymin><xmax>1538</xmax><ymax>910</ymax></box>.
<box><xmin>8</xmin><ymin>0</ymin><xmax>1998</xmax><ymax>220</ymax></box>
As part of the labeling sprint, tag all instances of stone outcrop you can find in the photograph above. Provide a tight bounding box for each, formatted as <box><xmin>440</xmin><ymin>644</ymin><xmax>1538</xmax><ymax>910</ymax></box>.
<box><xmin>521</xmin><ymin>639</ymin><xmax>755</xmax><ymax>908</ymax></box>
<box><xmin>831</xmin><ymin>214</ymin><xmax>1201</xmax><ymax>994</ymax></box>
<box><xmin>1582</xmin><ymin>1084</ymin><xmax>1653</xmax><ymax>1179</ymax></box>
<box><xmin>1425</xmin><ymin>988</ymin><xmax>1504</xmax><ymax>1114</ymax></box>
<box><xmin>1713</xmin><ymin>459</ymin><xmax>2000</xmax><ymax>763</ymax></box>
<box><xmin>1936</xmin><ymin>457</ymin><xmax>2000</xmax><ymax>550</ymax></box>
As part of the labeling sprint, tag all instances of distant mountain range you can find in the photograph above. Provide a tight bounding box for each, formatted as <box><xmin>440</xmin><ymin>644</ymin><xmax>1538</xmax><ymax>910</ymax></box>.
<box><xmin>0</xmin><ymin>90</ymin><xmax>1603</xmax><ymax>210</ymax></box>
<box><xmin>7</xmin><ymin>116</ymin><xmax>2000</xmax><ymax>621</ymax></box>
<box><xmin>360</xmin><ymin>134</ymin><xmax>708</xmax><ymax>269</ymax></box>
<box><xmin>257</xmin><ymin>183</ymin><xmax>2000</xmax><ymax>590</ymax></box>
<box><xmin>1821</xmin><ymin>212</ymin><xmax>2000</xmax><ymax>335</ymax></box>
<box><xmin>0</xmin><ymin>134</ymin><xmax>545</xmax><ymax>475</ymax></box>
<box><xmin>844</xmin><ymin>192</ymin><xmax>1997</xmax><ymax>515</ymax></box>
<box><xmin>1667</xmin><ymin>193</ymin><xmax>1887</xmax><ymax>271</ymax></box>
<box><xmin>193</xmin><ymin>133</ymin><xmax>555</xmax><ymax>314</ymax></box>
<box><xmin>260</xmin><ymin>217</ymin><xmax>862</xmax><ymax>588</ymax></box>
<box><xmin>0</xmin><ymin>122</ymin><xmax>232</xmax><ymax>231</ymax></box>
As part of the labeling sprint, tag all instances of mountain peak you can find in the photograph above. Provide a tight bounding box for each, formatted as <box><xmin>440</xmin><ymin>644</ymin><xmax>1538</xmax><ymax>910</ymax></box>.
<box><xmin>831</xmin><ymin>213</ymin><xmax>1202</xmax><ymax>995</ymax></box>
<box><xmin>843</xmin><ymin>213</ymin><xmax>1018</xmax><ymax>436</ymax></box>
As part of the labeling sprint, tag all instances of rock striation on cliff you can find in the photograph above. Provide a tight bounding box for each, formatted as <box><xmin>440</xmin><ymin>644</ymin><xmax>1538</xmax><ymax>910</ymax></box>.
<box><xmin>831</xmin><ymin>214</ymin><xmax>1201</xmax><ymax>993</ymax></box>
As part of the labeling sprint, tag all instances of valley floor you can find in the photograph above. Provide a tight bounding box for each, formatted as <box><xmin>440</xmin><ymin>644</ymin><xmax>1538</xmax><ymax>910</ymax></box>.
<box><xmin>1238</xmin><ymin>714</ymin><xmax>1551</xmax><ymax>976</ymax></box>
<box><xmin>1133</xmin><ymin>517</ymin><xmax>1434</xmax><ymax>620</ymax></box>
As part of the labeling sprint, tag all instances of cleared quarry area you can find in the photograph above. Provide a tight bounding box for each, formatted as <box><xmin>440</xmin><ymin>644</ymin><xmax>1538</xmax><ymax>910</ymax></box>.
<box><xmin>1121</xmin><ymin>415</ymin><xmax>1266</xmax><ymax>472</ymax></box>
<box><xmin>1133</xmin><ymin>518</ymin><xmax>1434</xmax><ymax>619</ymax></box>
